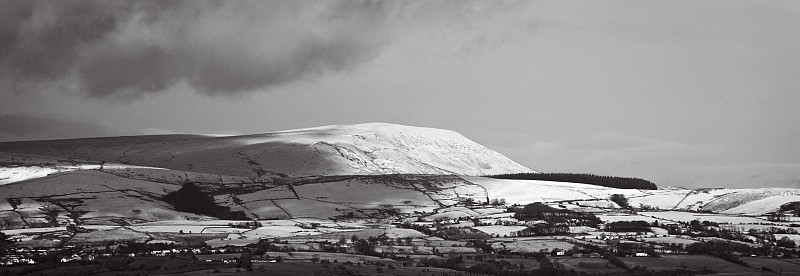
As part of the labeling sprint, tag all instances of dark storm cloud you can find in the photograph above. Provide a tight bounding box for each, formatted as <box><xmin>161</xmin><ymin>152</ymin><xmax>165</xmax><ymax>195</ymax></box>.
<box><xmin>2</xmin><ymin>0</ymin><xmax>487</xmax><ymax>99</ymax></box>
<box><xmin>0</xmin><ymin>113</ymin><xmax>110</xmax><ymax>141</ymax></box>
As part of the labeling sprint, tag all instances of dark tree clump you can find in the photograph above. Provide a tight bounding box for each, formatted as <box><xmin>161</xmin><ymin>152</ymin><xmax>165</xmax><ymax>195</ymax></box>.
<box><xmin>163</xmin><ymin>183</ymin><xmax>248</xmax><ymax>220</ymax></box>
<box><xmin>778</xmin><ymin>236</ymin><xmax>797</xmax><ymax>248</ymax></box>
<box><xmin>0</xmin><ymin>231</ymin><xmax>11</xmax><ymax>246</ymax></box>
<box><xmin>779</xmin><ymin>201</ymin><xmax>800</xmax><ymax>215</ymax></box>
<box><xmin>610</xmin><ymin>194</ymin><xmax>630</xmax><ymax>209</ymax></box>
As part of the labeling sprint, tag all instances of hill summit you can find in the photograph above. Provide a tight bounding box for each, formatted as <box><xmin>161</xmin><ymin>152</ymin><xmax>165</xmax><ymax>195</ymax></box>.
<box><xmin>0</xmin><ymin>123</ymin><xmax>534</xmax><ymax>178</ymax></box>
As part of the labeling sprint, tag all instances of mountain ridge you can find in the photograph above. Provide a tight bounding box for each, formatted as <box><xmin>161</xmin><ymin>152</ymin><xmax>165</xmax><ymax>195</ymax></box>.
<box><xmin>0</xmin><ymin>123</ymin><xmax>535</xmax><ymax>178</ymax></box>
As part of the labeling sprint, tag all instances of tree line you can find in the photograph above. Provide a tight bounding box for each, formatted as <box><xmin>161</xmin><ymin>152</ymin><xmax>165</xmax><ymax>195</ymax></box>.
<box><xmin>486</xmin><ymin>173</ymin><xmax>657</xmax><ymax>190</ymax></box>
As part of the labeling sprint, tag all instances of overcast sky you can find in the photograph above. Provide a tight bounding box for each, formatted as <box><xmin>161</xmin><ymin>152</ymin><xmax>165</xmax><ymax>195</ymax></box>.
<box><xmin>1</xmin><ymin>0</ymin><xmax>799</xmax><ymax>188</ymax></box>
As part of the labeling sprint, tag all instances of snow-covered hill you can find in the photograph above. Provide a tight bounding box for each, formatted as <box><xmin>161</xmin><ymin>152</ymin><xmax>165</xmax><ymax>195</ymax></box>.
<box><xmin>0</xmin><ymin>123</ymin><xmax>534</xmax><ymax>178</ymax></box>
<box><xmin>3</xmin><ymin>123</ymin><xmax>800</xmax><ymax>230</ymax></box>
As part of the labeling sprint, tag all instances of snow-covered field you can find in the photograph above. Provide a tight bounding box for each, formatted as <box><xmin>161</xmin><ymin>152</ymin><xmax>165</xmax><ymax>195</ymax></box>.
<box><xmin>0</xmin><ymin>166</ymin><xmax>64</xmax><ymax>185</ymax></box>
<box><xmin>640</xmin><ymin>211</ymin><xmax>768</xmax><ymax>224</ymax></box>
<box><xmin>463</xmin><ymin>176</ymin><xmax>800</xmax><ymax>215</ymax></box>
<box><xmin>473</xmin><ymin>225</ymin><xmax>527</xmax><ymax>236</ymax></box>
<box><xmin>597</xmin><ymin>214</ymin><xmax>659</xmax><ymax>223</ymax></box>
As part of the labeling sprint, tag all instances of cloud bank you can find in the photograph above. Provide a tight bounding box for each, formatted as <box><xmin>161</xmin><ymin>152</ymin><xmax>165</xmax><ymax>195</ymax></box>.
<box><xmin>1</xmin><ymin>0</ymin><xmax>511</xmax><ymax>100</ymax></box>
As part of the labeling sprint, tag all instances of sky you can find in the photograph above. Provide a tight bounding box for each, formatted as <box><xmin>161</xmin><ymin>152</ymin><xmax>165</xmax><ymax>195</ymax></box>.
<box><xmin>1</xmin><ymin>0</ymin><xmax>799</xmax><ymax>189</ymax></box>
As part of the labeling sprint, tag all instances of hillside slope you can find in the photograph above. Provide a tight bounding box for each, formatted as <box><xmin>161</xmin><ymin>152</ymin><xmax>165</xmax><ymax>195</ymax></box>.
<box><xmin>0</xmin><ymin>123</ymin><xmax>534</xmax><ymax>178</ymax></box>
<box><xmin>3</xmin><ymin>169</ymin><xmax>800</xmax><ymax>230</ymax></box>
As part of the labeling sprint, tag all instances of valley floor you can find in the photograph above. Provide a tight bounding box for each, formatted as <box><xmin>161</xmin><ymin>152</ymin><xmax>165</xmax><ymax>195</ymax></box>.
<box><xmin>4</xmin><ymin>204</ymin><xmax>800</xmax><ymax>276</ymax></box>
